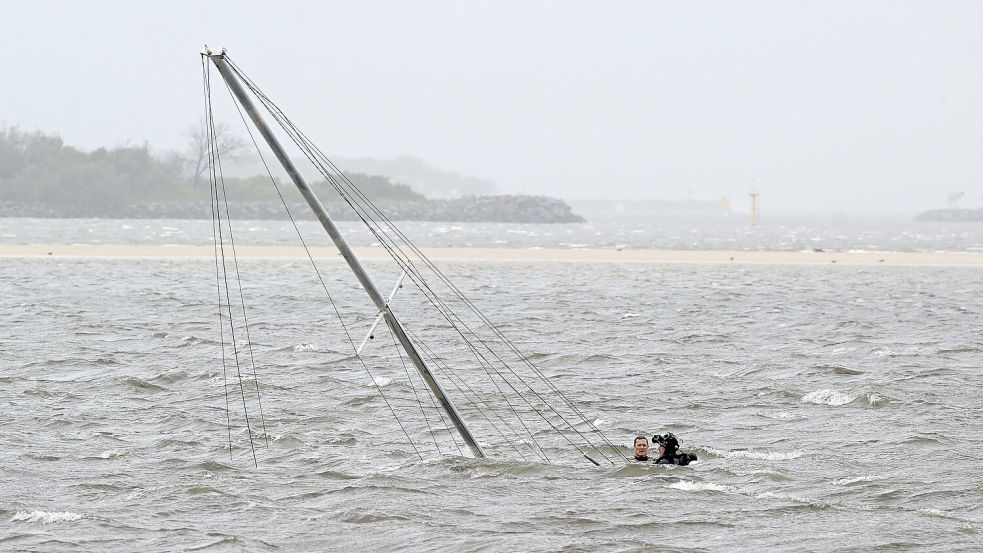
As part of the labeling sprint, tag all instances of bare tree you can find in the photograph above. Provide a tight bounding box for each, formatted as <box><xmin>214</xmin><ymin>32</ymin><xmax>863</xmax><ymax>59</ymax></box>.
<box><xmin>185</xmin><ymin>119</ymin><xmax>247</xmax><ymax>187</ymax></box>
<box><xmin>946</xmin><ymin>191</ymin><xmax>965</xmax><ymax>209</ymax></box>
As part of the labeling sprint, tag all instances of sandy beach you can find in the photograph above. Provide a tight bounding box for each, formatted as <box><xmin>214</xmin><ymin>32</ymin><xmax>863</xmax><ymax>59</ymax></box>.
<box><xmin>4</xmin><ymin>243</ymin><xmax>983</xmax><ymax>266</ymax></box>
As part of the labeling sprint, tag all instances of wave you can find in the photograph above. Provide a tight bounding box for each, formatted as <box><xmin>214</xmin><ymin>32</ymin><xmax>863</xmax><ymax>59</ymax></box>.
<box><xmin>915</xmin><ymin>508</ymin><xmax>976</xmax><ymax>524</ymax></box>
<box><xmin>98</xmin><ymin>449</ymin><xmax>126</xmax><ymax>459</ymax></box>
<box><xmin>756</xmin><ymin>411</ymin><xmax>806</xmax><ymax>421</ymax></box>
<box><xmin>579</xmin><ymin>353</ymin><xmax>621</xmax><ymax>364</ymax></box>
<box><xmin>754</xmin><ymin>492</ymin><xmax>831</xmax><ymax>509</ymax></box>
<box><xmin>669</xmin><ymin>480</ymin><xmax>737</xmax><ymax>493</ymax></box>
<box><xmin>722</xmin><ymin>467</ymin><xmax>794</xmax><ymax>481</ymax></box>
<box><xmin>833</xmin><ymin>474</ymin><xmax>886</xmax><ymax>486</ymax></box>
<box><xmin>149</xmin><ymin>369</ymin><xmax>192</xmax><ymax>384</ymax></box>
<box><xmin>293</xmin><ymin>343</ymin><xmax>321</xmax><ymax>352</ymax></box>
<box><xmin>119</xmin><ymin>377</ymin><xmax>169</xmax><ymax>393</ymax></box>
<box><xmin>11</xmin><ymin>511</ymin><xmax>85</xmax><ymax>524</ymax></box>
<box><xmin>813</xmin><ymin>364</ymin><xmax>864</xmax><ymax>375</ymax></box>
<box><xmin>801</xmin><ymin>389</ymin><xmax>853</xmax><ymax>406</ymax></box>
<box><xmin>800</xmin><ymin>389</ymin><xmax>889</xmax><ymax>407</ymax></box>
<box><xmin>700</xmin><ymin>446</ymin><xmax>806</xmax><ymax>461</ymax></box>
<box><xmin>936</xmin><ymin>346</ymin><xmax>982</xmax><ymax>355</ymax></box>
<box><xmin>370</xmin><ymin>377</ymin><xmax>395</xmax><ymax>388</ymax></box>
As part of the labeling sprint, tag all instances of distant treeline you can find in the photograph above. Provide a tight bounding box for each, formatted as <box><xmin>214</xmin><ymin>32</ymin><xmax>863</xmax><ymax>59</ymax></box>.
<box><xmin>0</xmin><ymin>126</ymin><xmax>425</xmax><ymax>212</ymax></box>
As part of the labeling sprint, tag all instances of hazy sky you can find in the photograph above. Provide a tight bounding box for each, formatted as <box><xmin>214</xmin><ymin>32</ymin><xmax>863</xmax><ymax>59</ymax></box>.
<box><xmin>2</xmin><ymin>1</ymin><xmax>981</xmax><ymax>212</ymax></box>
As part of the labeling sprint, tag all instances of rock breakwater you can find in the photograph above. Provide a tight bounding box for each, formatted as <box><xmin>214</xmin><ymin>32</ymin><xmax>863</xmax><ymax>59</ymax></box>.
<box><xmin>0</xmin><ymin>195</ymin><xmax>586</xmax><ymax>223</ymax></box>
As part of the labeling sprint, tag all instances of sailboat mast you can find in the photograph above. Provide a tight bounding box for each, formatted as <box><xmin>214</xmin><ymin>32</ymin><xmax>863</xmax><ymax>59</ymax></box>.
<box><xmin>206</xmin><ymin>51</ymin><xmax>485</xmax><ymax>459</ymax></box>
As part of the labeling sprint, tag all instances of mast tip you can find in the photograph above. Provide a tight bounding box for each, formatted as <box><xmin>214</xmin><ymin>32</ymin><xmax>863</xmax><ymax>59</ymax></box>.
<box><xmin>201</xmin><ymin>46</ymin><xmax>227</xmax><ymax>58</ymax></box>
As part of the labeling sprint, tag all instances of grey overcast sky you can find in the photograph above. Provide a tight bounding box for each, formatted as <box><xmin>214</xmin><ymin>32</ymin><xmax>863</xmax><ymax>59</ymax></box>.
<box><xmin>2</xmin><ymin>0</ymin><xmax>981</xmax><ymax>212</ymax></box>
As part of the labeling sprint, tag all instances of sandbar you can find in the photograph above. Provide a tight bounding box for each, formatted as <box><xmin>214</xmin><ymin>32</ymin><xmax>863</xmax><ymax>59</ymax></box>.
<box><xmin>3</xmin><ymin>243</ymin><xmax>983</xmax><ymax>266</ymax></box>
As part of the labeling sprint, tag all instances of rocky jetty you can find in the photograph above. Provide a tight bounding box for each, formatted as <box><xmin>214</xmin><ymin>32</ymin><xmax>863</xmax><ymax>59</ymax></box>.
<box><xmin>0</xmin><ymin>195</ymin><xmax>586</xmax><ymax>224</ymax></box>
<box><xmin>914</xmin><ymin>209</ymin><xmax>983</xmax><ymax>222</ymax></box>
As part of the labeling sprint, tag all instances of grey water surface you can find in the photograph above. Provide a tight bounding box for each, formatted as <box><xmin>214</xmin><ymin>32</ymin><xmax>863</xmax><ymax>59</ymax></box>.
<box><xmin>1</xmin><ymin>219</ymin><xmax>982</xmax><ymax>551</ymax></box>
<box><xmin>3</xmin><ymin>213</ymin><xmax>983</xmax><ymax>252</ymax></box>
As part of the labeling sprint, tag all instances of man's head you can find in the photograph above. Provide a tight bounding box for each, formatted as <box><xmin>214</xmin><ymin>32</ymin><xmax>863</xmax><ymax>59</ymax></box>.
<box><xmin>633</xmin><ymin>435</ymin><xmax>649</xmax><ymax>459</ymax></box>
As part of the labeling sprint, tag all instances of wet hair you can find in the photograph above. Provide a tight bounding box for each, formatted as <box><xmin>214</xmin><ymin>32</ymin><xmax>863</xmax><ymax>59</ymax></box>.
<box><xmin>653</xmin><ymin>432</ymin><xmax>679</xmax><ymax>454</ymax></box>
<box><xmin>633</xmin><ymin>435</ymin><xmax>648</xmax><ymax>446</ymax></box>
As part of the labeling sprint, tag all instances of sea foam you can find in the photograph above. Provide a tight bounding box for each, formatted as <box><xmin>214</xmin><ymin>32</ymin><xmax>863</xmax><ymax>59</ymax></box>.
<box><xmin>12</xmin><ymin>511</ymin><xmax>85</xmax><ymax>524</ymax></box>
<box><xmin>702</xmin><ymin>446</ymin><xmax>805</xmax><ymax>461</ymax></box>
<box><xmin>801</xmin><ymin>389</ymin><xmax>854</xmax><ymax>406</ymax></box>
<box><xmin>669</xmin><ymin>480</ymin><xmax>736</xmax><ymax>493</ymax></box>
<box><xmin>293</xmin><ymin>343</ymin><xmax>319</xmax><ymax>352</ymax></box>
<box><xmin>801</xmin><ymin>389</ymin><xmax>888</xmax><ymax>407</ymax></box>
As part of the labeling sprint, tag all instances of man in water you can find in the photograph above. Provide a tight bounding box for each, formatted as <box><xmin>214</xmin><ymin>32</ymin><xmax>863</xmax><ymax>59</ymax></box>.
<box><xmin>632</xmin><ymin>435</ymin><xmax>650</xmax><ymax>462</ymax></box>
<box><xmin>653</xmin><ymin>432</ymin><xmax>698</xmax><ymax>465</ymax></box>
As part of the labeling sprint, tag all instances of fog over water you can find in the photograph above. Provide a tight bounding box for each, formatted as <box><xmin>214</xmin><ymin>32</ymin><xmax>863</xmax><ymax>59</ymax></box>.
<box><xmin>2</xmin><ymin>1</ymin><xmax>981</xmax><ymax>212</ymax></box>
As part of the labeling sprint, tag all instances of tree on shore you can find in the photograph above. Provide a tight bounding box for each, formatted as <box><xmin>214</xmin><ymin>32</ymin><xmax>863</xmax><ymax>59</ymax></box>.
<box><xmin>0</xmin><ymin>125</ymin><xmax>183</xmax><ymax>211</ymax></box>
<box><xmin>184</xmin><ymin>119</ymin><xmax>247</xmax><ymax>188</ymax></box>
<box><xmin>946</xmin><ymin>191</ymin><xmax>965</xmax><ymax>209</ymax></box>
<box><xmin>0</xmin><ymin>126</ymin><xmax>431</xmax><ymax>215</ymax></box>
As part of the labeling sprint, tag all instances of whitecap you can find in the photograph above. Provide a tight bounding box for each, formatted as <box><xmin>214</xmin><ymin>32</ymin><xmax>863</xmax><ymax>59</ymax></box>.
<box><xmin>12</xmin><ymin>511</ymin><xmax>85</xmax><ymax>524</ymax></box>
<box><xmin>757</xmin><ymin>411</ymin><xmax>804</xmax><ymax>421</ymax></box>
<box><xmin>702</xmin><ymin>446</ymin><xmax>805</xmax><ymax>460</ymax></box>
<box><xmin>669</xmin><ymin>480</ymin><xmax>736</xmax><ymax>493</ymax></box>
<box><xmin>916</xmin><ymin>508</ymin><xmax>970</xmax><ymax>522</ymax></box>
<box><xmin>865</xmin><ymin>393</ymin><xmax>889</xmax><ymax>406</ymax></box>
<box><xmin>755</xmin><ymin>492</ymin><xmax>828</xmax><ymax>507</ymax></box>
<box><xmin>801</xmin><ymin>389</ymin><xmax>855</xmax><ymax>406</ymax></box>
<box><xmin>371</xmin><ymin>377</ymin><xmax>395</xmax><ymax>387</ymax></box>
<box><xmin>293</xmin><ymin>344</ymin><xmax>319</xmax><ymax>352</ymax></box>
<box><xmin>833</xmin><ymin>475</ymin><xmax>883</xmax><ymax>486</ymax></box>
<box><xmin>99</xmin><ymin>449</ymin><xmax>125</xmax><ymax>459</ymax></box>
<box><xmin>802</xmin><ymin>389</ymin><xmax>888</xmax><ymax>407</ymax></box>
<box><xmin>620</xmin><ymin>313</ymin><xmax>640</xmax><ymax>319</ymax></box>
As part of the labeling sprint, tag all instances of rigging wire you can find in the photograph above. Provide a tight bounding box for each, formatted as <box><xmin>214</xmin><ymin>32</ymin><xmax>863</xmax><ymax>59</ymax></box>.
<box><xmin>216</xmin><ymin>67</ymin><xmax>426</xmax><ymax>461</ymax></box>
<box><xmin>225</xmin><ymin>55</ymin><xmax>622</xmax><ymax>463</ymax></box>
<box><xmin>406</xmin><ymin>329</ymin><xmax>541</xmax><ymax>463</ymax></box>
<box><xmin>208</xmin><ymin>85</ymin><xmax>270</xmax><ymax>450</ymax></box>
<box><xmin>203</xmin><ymin>55</ymin><xmax>258</xmax><ymax>467</ymax></box>
<box><xmin>203</xmin><ymin>56</ymin><xmax>234</xmax><ymax>461</ymax></box>
<box><xmin>386</xmin><ymin>322</ymin><xmax>445</xmax><ymax>456</ymax></box>
<box><xmin>219</xmin><ymin>53</ymin><xmax>626</xmax><ymax>464</ymax></box>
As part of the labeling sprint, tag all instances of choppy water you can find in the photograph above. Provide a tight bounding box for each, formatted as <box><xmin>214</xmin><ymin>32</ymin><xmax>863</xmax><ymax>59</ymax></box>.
<box><xmin>3</xmin><ymin>212</ymin><xmax>983</xmax><ymax>252</ymax></box>
<box><xmin>3</xmin><ymin>247</ymin><xmax>982</xmax><ymax>550</ymax></box>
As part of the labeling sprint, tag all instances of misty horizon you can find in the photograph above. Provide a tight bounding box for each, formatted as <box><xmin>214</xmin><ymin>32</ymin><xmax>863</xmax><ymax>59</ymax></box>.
<box><xmin>2</xmin><ymin>1</ymin><xmax>981</xmax><ymax>214</ymax></box>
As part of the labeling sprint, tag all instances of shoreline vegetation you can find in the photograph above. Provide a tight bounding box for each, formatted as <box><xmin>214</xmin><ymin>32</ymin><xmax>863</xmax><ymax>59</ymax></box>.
<box><xmin>0</xmin><ymin>195</ymin><xmax>585</xmax><ymax>224</ymax></box>
<box><xmin>5</xmin><ymin>243</ymin><xmax>983</xmax><ymax>266</ymax></box>
<box><xmin>0</xmin><ymin>126</ymin><xmax>584</xmax><ymax>223</ymax></box>
<box><xmin>914</xmin><ymin>208</ymin><xmax>983</xmax><ymax>222</ymax></box>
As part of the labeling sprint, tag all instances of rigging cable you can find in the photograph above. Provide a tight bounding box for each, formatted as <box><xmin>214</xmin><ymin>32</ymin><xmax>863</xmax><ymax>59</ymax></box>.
<box><xmin>224</xmin><ymin>54</ymin><xmax>626</xmax><ymax>464</ymax></box>
<box><xmin>203</xmin><ymin>56</ymin><xmax>234</xmax><ymax>461</ymax></box>
<box><xmin>203</xmin><ymin>55</ymin><xmax>258</xmax><ymax>467</ymax></box>
<box><xmin>238</xmin><ymin>81</ymin><xmax>616</xmax><ymax>463</ymax></box>
<box><xmin>386</xmin><ymin>323</ymin><xmax>448</xmax><ymax>457</ymax></box>
<box><xmin>228</xmin><ymin>56</ymin><xmax>617</xmax><ymax>462</ymax></box>
<box><xmin>217</xmin><ymin>69</ymin><xmax>425</xmax><ymax>461</ymax></box>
